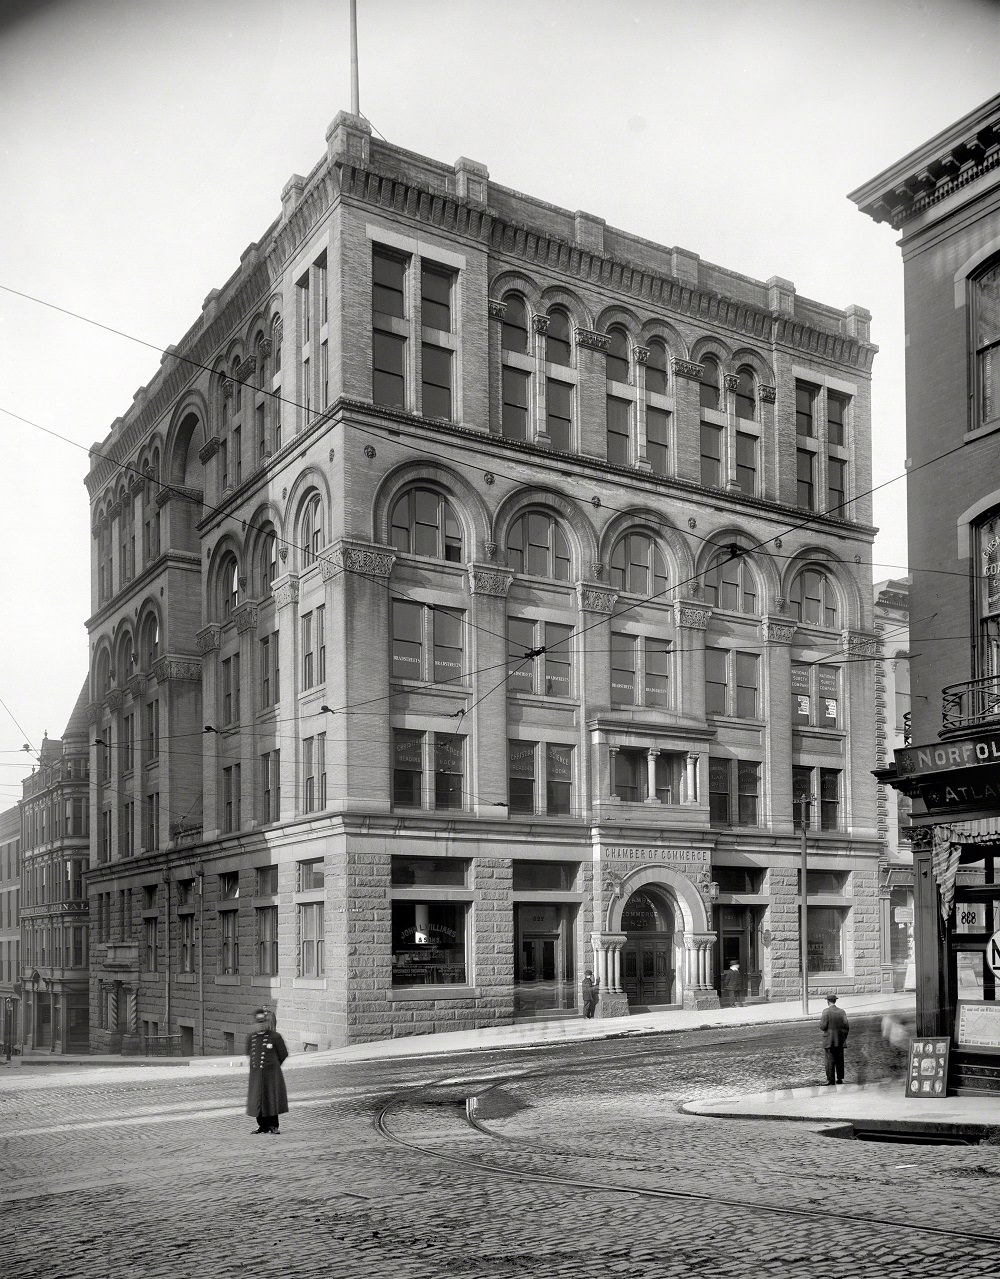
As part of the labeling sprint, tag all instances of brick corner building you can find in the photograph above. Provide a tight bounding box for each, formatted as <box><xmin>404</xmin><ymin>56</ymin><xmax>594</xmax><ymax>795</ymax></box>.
<box><xmin>85</xmin><ymin>110</ymin><xmax>880</xmax><ymax>1052</ymax></box>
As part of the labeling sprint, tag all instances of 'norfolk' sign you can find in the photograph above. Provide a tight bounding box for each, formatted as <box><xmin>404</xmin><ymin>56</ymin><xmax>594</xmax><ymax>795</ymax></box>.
<box><xmin>895</xmin><ymin>733</ymin><xmax>1000</xmax><ymax>778</ymax></box>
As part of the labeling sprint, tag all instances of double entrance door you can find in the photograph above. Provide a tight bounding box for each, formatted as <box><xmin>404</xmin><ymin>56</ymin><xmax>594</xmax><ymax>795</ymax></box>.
<box><xmin>622</xmin><ymin>935</ymin><xmax>675</xmax><ymax>1008</ymax></box>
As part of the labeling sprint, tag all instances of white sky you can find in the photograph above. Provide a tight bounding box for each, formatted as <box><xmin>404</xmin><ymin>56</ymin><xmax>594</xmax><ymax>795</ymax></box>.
<box><xmin>1</xmin><ymin>0</ymin><xmax>998</xmax><ymax>800</ymax></box>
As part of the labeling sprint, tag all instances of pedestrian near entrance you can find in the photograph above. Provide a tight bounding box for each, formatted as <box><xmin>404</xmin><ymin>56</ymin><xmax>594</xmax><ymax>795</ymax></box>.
<box><xmin>581</xmin><ymin>970</ymin><xmax>599</xmax><ymax>1018</ymax></box>
<box><xmin>246</xmin><ymin>1007</ymin><xmax>289</xmax><ymax>1134</ymax></box>
<box><xmin>721</xmin><ymin>960</ymin><xmax>744</xmax><ymax>1007</ymax></box>
<box><xmin>820</xmin><ymin>994</ymin><xmax>850</xmax><ymax>1085</ymax></box>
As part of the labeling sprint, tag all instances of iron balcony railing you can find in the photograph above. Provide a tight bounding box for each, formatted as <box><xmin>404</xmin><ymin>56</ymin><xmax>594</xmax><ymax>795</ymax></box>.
<box><xmin>941</xmin><ymin>674</ymin><xmax>1000</xmax><ymax>731</ymax></box>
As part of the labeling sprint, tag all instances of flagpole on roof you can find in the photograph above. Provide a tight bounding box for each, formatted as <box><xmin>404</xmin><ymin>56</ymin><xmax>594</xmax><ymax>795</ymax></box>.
<box><xmin>350</xmin><ymin>0</ymin><xmax>361</xmax><ymax>116</ymax></box>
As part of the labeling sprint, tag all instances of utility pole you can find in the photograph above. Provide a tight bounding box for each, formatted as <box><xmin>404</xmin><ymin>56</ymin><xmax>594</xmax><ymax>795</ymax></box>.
<box><xmin>799</xmin><ymin>794</ymin><xmax>812</xmax><ymax>1015</ymax></box>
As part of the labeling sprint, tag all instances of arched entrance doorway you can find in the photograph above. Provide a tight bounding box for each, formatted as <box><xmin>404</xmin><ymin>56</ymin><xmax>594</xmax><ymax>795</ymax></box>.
<box><xmin>621</xmin><ymin>887</ymin><xmax>677</xmax><ymax>1008</ymax></box>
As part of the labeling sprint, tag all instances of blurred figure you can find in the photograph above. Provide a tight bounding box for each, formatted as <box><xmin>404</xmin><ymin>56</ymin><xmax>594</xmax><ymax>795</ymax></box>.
<box><xmin>246</xmin><ymin>1007</ymin><xmax>288</xmax><ymax>1134</ymax></box>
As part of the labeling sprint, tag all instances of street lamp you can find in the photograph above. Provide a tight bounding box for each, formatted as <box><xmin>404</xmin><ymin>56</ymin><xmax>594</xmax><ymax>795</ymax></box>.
<box><xmin>798</xmin><ymin>794</ymin><xmax>814</xmax><ymax>1015</ymax></box>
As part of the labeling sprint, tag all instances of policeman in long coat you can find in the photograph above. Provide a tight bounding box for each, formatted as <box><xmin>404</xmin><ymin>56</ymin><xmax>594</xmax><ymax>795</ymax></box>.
<box><xmin>246</xmin><ymin>1007</ymin><xmax>289</xmax><ymax>1134</ymax></box>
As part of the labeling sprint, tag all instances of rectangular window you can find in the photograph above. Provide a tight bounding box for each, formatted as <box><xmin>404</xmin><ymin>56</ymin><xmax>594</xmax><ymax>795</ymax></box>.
<box><xmin>259</xmin><ymin>631</ymin><xmax>279</xmax><ymax>709</ymax></box>
<box><xmin>796</xmin><ymin>381</ymin><xmax>817</xmax><ymax>436</ymax></box>
<box><xmin>820</xmin><ymin>768</ymin><xmax>840</xmax><ymax>830</ymax></box>
<box><xmin>613</xmin><ymin>748</ymin><xmax>645</xmax><ymax>803</ymax></box>
<box><xmin>221</xmin><ymin>653</ymin><xmax>240</xmax><ymax>724</ymax></box>
<box><xmin>735</xmin><ymin>652</ymin><xmax>759</xmax><ymax>718</ymax></box>
<box><xmin>546</xmin><ymin>744</ymin><xmax>573</xmax><ymax>816</ymax></box>
<box><xmin>256</xmin><ymin>402</ymin><xmax>267</xmax><ymax>461</ymax></box>
<box><xmin>421</xmin><ymin>343</ymin><xmax>452</xmax><ymax>420</ymax></box>
<box><xmin>298</xmin><ymin>901</ymin><xmax>325</xmax><ymax>977</ymax></box>
<box><xmin>507</xmin><ymin>618</ymin><xmax>573</xmax><ymax>697</ymax></box>
<box><xmin>391</xmin><ymin>899</ymin><xmax>468</xmax><ymax>986</ymax></box>
<box><xmin>737</xmin><ymin>761</ymin><xmax>760</xmax><ymax>826</ymax></box>
<box><xmin>222</xmin><ymin>764</ymin><xmax>241</xmax><ymax>832</ymax></box>
<box><xmin>299</xmin><ymin>272</ymin><xmax>310</xmax><ymax>342</ymax></box>
<box><xmin>393</xmin><ymin>729</ymin><xmax>423</xmax><ymax>807</ymax></box>
<box><xmin>792</xmin><ymin>766</ymin><xmax>813</xmax><ymax>828</ymax></box>
<box><xmin>303</xmin><ymin>737</ymin><xmax>315</xmax><ymax>813</ymax></box>
<box><xmin>607</xmin><ymin>396</ymin><xmax>630</xmax><ymax>466</ymax></box>
<box><xmin>391</xmin><ymin>599</ymin><xmax>423</xmax><ymax>680</ymax></box>
<box><xmin>421</xmin><ymin>262</ymin><xmax>452</xmax><ymax>331</ymax></box>
<box><xmin>434</xmin><ymin>733</ymin><xmax>464</xmax><ymax>810</ymax></box>
<box><xmin>256</xmin><ymin>905</ymin><xmax>278</xmax><ymax>975</ymax></box>
<box><xmin>302</xmin><ymin>613</ymin><xmax>314</xmax><ymax>689</ymax></box>
<box><xmin>508</xmin><ymin>740</ymin><xmax>536</xmax><ymax>814</ymax></box>
<box><xmin>502</xmin><ymin>367</ymin><xmax>529</xmax><ymax>440</ymax></box>
<box><xmin>796</xmin><ymin>449</ymin><xmax>815</xmax><ymax>510</ymax></box>
<box><xmin>735</xmin><ymin>431</ymin><xmax>757</xmax><ymax>494</ymax></box>
<box><xmin>547</xmin><ymin>379</ymin><xmax>573</xmax><ymax>452</ymax></box>
<box><xmin>705</xmin><ymin>647</ymin><xmax>728</xmax><ymax>716</ymax></box>
<box><xmin>544</xmin><ymin>624</ymin><xmax>573</xmax><ymax>697</ymax></box>
<box><xmin>701</xmin><ymin>422</ymin><xmax>723</xmax><ymax>487</ymax></box>
<box><xmin>122</xmin><ymin>714</ymin><xmax>134</xmax><ymax>773</ymax></box>
<box><xmin>256</xmin><ymin>865</ymin><xmax>278</xmax><ymax>896</ymax></box>
<box><xmin>120</xmin><ymin>801</ymin><xmax>134</xmax><ymax>858</ymax></box>
<box><xmin>433</xmin><ymin>607</ymin><xmax>463</xmax><ymax>684</ymax></box>
<box><xmin>611</xmin><ymin>632</ymin><xmax>637</xmax><ymax>706</ymax></box>
<box><xmin>219</xmin><ymin>871</ymin><xmax>239</xmax><ymax>900</ymax></box>
<box><xmin>827</xmin><ymin>392</ymin><xmax>847</xmax><ymax>447</ymax></box>
<box><xmin>709</xmin><ymin>758</ymin><xmax>731</xmax><ymax>825</ymax></box>
<box><xmin>645</xmin><ymin>637</ymin><xmax>671</xmax><ymax>708</ymax></box>
<box><xmin>828</xmin><ymin>456</ymin><xmax>846</xmax><ymax>514</ymax></box>
<box><xmin>143</xmin><ymin>916</ymin><xmax>158</xmax><ymax>972</ymax></box>
<box><xmin>646</xmin><ymin>406</ymin><xmax>669</xmax><ymax>476</ymax></box>
<box><xmin>146</xmin><ymin>699</ymin><xmax>159</xmax><ymax>760</ymax></box>
<box><xmin>321</xmin><ymin>340</ymin><xmax>329</xmax><ymax>408</ymax></box>
<box><xmin>144</xmin><ymin>792</ymin><xmax>159</xmax><ymax>851</ymax></box>
<box><xmin>233</xmin><ymin>425</ymin><xmax>242</xmax><ymax>485</ymax></box>
<box><xmin>180</xmin><ymin>913</ymin><xmax>196</xmax><ymax>974</ymax></box>
<box><xmin>807</xmin><ymin>906</ymin><xmax>845</xmax><ymax>973</ymax></box>
<box><xmin>260</xmin><ymin>750</ymin><xmax>280</xmax><ymax>823</ymax></box>
<box><xmin>373</xmin><ymin>331</ymin><xmax>406</xmax><ymax>408</ymax></box>
<box><xmin>793</xmin><ymin>664</ymin><xmax>840</xmax><ymax>727</ymax></box>
<box><xmin>315</xmin><ymin>605</ymin><xmax>325</xmax><ymax>684</ymax></box>
<box><xmin>316</xmin><ymin>732</ymin><xmax>327</xmax><ymax>809</ymax></box>
<box><xmin>220</xmin><ymin>909</ymin><xmax>239</xmax><ymax>975</ymax></box>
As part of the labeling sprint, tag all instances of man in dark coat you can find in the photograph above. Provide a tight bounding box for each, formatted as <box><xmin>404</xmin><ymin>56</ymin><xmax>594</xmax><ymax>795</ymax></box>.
<box><xmin>721</xmin><ymin>961</ymin><xmax>744</xmax><ymax>1007</ymax></box>
<box><xmin>246</xmin><ymin>1007</ymin><xmax>289</xmax><ymax>1133</ymax></box>
<box><xmin>581</xmin><ymin>970</ymin><xmax>599</xmax><ymax>1018</ymax></box>
<box><xmin>820</xmin><ymin>994</ymin><xmax>850</xmax><ymax>1085</ymax></box>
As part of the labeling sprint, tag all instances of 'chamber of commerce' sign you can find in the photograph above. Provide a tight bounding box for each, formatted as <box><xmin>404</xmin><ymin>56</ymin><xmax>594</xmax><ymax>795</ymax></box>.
<box><xmin>905</xmin><ymin>1038</ymin><xmax>950</xmax><ymax>1097</ymax></box>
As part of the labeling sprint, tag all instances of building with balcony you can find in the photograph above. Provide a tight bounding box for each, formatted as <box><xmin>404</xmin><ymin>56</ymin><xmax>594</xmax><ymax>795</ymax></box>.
<box><xmin>84</xmin><ymin>110</ymin><xmax>881</xmax><ymax>1052</ymax></box>
<box><xmin>0</xmin><ymin>803</ymin><xmax>21</xmax><ymax>1056</ymax></box>
<box><xmin>852</xmin><ymin>92</ymin><xmax>1000</xmax><ymax>1091</ymax></box>
<box><xmin>18</xmin><ymin>685</ymin><xmax>91</xmax><ymax>1053</ymax></box>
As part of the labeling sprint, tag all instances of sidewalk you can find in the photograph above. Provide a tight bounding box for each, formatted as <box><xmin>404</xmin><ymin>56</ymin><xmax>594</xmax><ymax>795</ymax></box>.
<box><xmin>3</xmin><ymin>989</ymin><xmax>914</xmax><ymax>1076</ymax></box>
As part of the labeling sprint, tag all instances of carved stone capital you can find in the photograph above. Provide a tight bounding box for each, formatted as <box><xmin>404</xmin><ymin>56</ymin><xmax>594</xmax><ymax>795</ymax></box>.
<box><xmin>531</xmin><ymin>315</ymin><xmax>550</xmax><ymax>334</ymax></box>
<box><xmin>675</xmin><ymin>600</ymin><xmax>711</xmax><ymax>629</ymax></box>
<box><xmin>272</xmin><ymin>575</ymin><xmax>300</xmax><ymax>610</ymax></box>
<box><xmin>576</xmin><ymin>327</ymin><xmax>611</xmax><ymax>352</ymax></box>
<box><xmin>106</xmin><ymin>689</ymin><xmax>125</xmax><ymax>713</ymax></box>
<box><xmin>488</xmin><ymin>300</ymin><xmax>507</xmax><ymax>320</ymax></box>
<box><xmin>845</xmin><ymin>630</ymin><xmax>881</xmax><ymax>658</ymax></box>
<box><xmin>257</xmin><ymin>337</ymin><xmax>273</xmax><ymax>358</ymax></box>
<box><xmin>151</xmin><ymin>657</ymin><xmax>201</xmax><ymax>683</ymax></box>
<box><xmin>222</xmin><ymin>378</ymin><xmax>234</xmax><ymax>399</ymax></box>
<box><xmin>236</xmin><ymin>355</ymin><xmax>256</xmax><ymax>383</ymax></box>
<box><xmin>86</xmin><ymin>703</ymin><xmax>102</xmax><ymax>725</ymax></box>
<box><xmin>126</xmin><ymin>673</ymin><xmax>147</xmax><ymax>698</ymax></box>
<box><xmin>635</xmin><ymin>346</ymin><xmax>650</xmax><ymax>365</ymax></box>
<box><xmin>333</xmin><ymin>542</ymin><xmax>396</xmax><ymax>578</ymax></box>
<box><xmin>723</xmin><ymin>373</ymin><xmax>739</xmax><ymax>392</ymax></box>
<box><xmin>671</xmin><ymin>357</ymin><xmax>703</xmax><ymax>381</ymax></box>
<box><xmin>196</xmin><ymin>624</ymin><xmax>223</xmax><ymax>654</ymax></box>
<box><xmin>468</xmin><ymin>565</ymin><xmax>514</xmax><ymax>597</ymax></box>
<box><xmin>199</xmin><ymin>436</ymin><xmax>221</xmax><ymax>463</ymax></box>
<box><xmin>759</xmin><ymin>384</ymin><xmax>777</xmax><ymax>404</ymax></box>
<box><xmin>591</xmin><ymin>561</ymin><xmax>605</xmax><ymax>579</ymax></box>
<box><xmin>760</xmin><ymin>618</ymin><xmax>796</xmax><ymax>645</ymax></box>
<box><xmin>155</xmin><ymin>487</ymin><xmax>171</xmax><ymax>508</ymax></box>
<box><xmin>577</xmin><ymin>584</ymin><xmax>617</xmax><ymax>614</ymax></box>
<box><xmin>234</xmin><ymin>602</ymin><xmax>259</xmax><ymax>634</ymax></box>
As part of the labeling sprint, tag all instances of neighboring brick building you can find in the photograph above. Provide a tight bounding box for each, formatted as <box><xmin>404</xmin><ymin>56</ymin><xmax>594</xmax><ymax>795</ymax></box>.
<box><xmin>0</xmin><ymin>803</ymin><xmax>21</xmax><ymax>1056</ymax></box>
<box><xmin>84</xmin><ymin>110</ymin><xmax>881</xmax><ymax>1053</ymax></box>
<box><xmin>853</xmin><ymin>93</ymin><xmax>1000</xmax><ymax>1091</ymax></box>
<box><xmin>18</xmin><ymin>685</ymin><xmax>91</xmax><ymax>1053</ymax></box>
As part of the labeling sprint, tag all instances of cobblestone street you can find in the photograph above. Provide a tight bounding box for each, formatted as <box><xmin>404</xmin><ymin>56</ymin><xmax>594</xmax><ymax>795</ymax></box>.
<box><xmin>3</xmin><ymin>1018</ymin><xmax>999</xmax><ymax>1278</ymax></box>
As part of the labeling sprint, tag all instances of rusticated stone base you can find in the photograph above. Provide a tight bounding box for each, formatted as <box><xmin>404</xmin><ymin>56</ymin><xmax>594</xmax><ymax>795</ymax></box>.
<box><xmin>683</xmin><ymin>989</ymin><xmax>721</xmax><ymax>1010</ymax></box>
<box><xmin>595</xmin><ymin>991</ymin><xmax>630</xmax><ymax>1019</ymax></box>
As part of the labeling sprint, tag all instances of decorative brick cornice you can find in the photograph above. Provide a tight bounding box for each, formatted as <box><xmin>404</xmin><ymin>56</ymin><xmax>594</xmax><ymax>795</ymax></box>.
<box><xmin>234</xmin><ymin>602</ymin><xmax>259</xmax><ymax>634</ymax></box>
<box><xmin>675</xmin><ymin>601</ymin><xmax>711</xmax><ymax>629</ymax></box>
<box><xmin>845</xmin><ymin>630</ymin><xmax>881</xmax><ymax>658</ymax></box>
<box><xmin>576</xmin><ymin>328</ymin><xmax>611</xmax><ymax>352</ymax></box>
<box><xmin>578</xmin><ymin>584</ymin><xmax>617</xmax><ymax>614</ymax></box>
<box><xmin>488</xmin><ymin>300</ymin><xmax>507</xmax><ymax>320</ymax></box>
<box><xmin>199</xmin><ymin>437</ymin><xmax>221</xmax><ymax>463</ymax></box>
<box><xmin>151</xmin><ymin>657</ymin><xmax>201</xmax><ymax>683</ymax></box>
<box><xmin>196</xmin><ymin>624</ymin><xmax>222</xmax><ymax>654</ymax></box>
<box><xmin>759</xmin><ymin>384</ymin><xmax>776</xmax><ymax>404</ymax></box>
<box><xmin>759</xmin><ymin>618</ymin><xmax>796</xmax><ymax>644</ymax></box>
<box><xmin>468</xmin><ymin>565</ymin><xmax>513</xmax><ymax>597</ymax></box>
<box><xmin>672</xmin><ymin>357</ymin><xmax>703</xmax><ymax>381</ymax></box>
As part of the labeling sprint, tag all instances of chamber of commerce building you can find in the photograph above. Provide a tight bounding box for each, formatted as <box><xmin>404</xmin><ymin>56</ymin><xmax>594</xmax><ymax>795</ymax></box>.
<box><xmin>85</xmin><ymin>110</ymin><xmax>882</xmax><ymax>1053</ymax></box>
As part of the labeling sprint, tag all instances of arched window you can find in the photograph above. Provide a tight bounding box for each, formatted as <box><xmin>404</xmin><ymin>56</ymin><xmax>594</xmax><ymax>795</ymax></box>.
<box><xmin>703</xmin><ymin>548</ymin><xmax>758</xmax><ymax>614</ymax></box>
<box><xmin>734</xmin><ymin>366</ymin><xmax>756</xmax><ymax>420</ymax></box>
<box><xmin>259</xmin><ymin>527</ymin><xmax>278</xmax><ymax>596</ymax></box>
<box><xmin>645</xmin><ymin>340</ymin><xmax>668</xmax><ymax>397</ymax></box>
<box><xmin>610</xmin><ymin>533</ymin><xmax>668</xmax><ymax>597</ymax></box>
<box><xmin>95</xmin><ymin>651</ymin><xmax>112</xmax><ymax>698</ymax></box>
<box><xmin>700</xmin><ymin>356</ymin><xmax>721</xmax><ymax>411</ymax></box>
<box><xmin>546</xmin><ymin>308</ymin><xmax>572</xmax><ymax>367</ymax></box>
<box><xmin>790</xmin><ymin>567</ymin><xmax>839</xmax><ymax>627</ymax></box>
<box><xmin>606</xmin><ymin>327</ymin><xmax>630</xmax><ymax>384</ymax></box>
<box><xmin>299</xmin><ymin>493</ymin><xmax>323</xmax><ymax>569</ymax></box>
<box><xmin>219</xmin><ymin>555</ymin><xmax>240</xmax><ymax>619</ymax></box>
<box><xmin>231</xmin><ymin>356</ymin><xmax>242</xmax><ymax>411</ymax></box>
<box><xmin>974</xmin><ymin>262</ymin><xmax>1000</xmax><ymax>427</ymax></box>
<box><xmin>502</xmin><ymin>296</ymin><xmax>529</xmax><ymax>355</ymax></box>
<box><xmin>390</xmin><ymin>488</ymin><xmax>462</xmax><ymax>562</ymax></box>
<box><xmin>119</xmin><ymin>635</ymin><xmax>134</xmax><ymax>685</ymax></box>
<box><xmin>507</xmin><ymin>511</ymin><xmax>570</xmax><ymax>581</ymax></box>
<box><xmin>257</xmin><ymin>334</ymin><xmax>270</xmax><ymax>389</ymax></box>
<box><xmin>141</xmin><ymin>616</ymin><xmax>160</xmax><ymax>670</ymax></box>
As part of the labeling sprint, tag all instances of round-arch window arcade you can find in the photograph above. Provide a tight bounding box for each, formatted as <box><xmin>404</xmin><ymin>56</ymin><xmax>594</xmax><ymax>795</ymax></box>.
<box><xmin>502</xmin><ymin>296</ymin><xmax>529</xmax><ymax>355</ymax></box>
<box><xmin>700</xmin><ymin>357</ymin><xmax>721</xmax><ymax>411</ymax></box>
<box><xmin>790</xmin><ymin>567</ymin><xmax>839</xmax><ymax>627</ymax></box>
<box><xmin>703</xmin><ymin>548</ymin><xmax>758</xmax><ymax>614</ymax></box>
<box><xmin>390</xmin><ymin>487</ymin><xmax>463</xmax><ymax>562</ymax></box>
<box><xmin>546</xmin><ymin>309</ymin><xmax>572</xmax><ymax>367</ymax></box>
<box><xmin>506</xmin><ymin>510</ymin><xmax>570</xmax><ymax>581</ymax></box>
<box><xmin>645</xmin><ymin>341</ymin><xmax>668</xmax><ymax>397</ymax></box>
<box><xmin>735</xmin><ymin>367</ymin><xmax>756</xmax><ymax>420</ymax></box>
<box><xmin>606</xmin><ymin>328</ymin><xmax>630</xmax><ymax>383</ymax></box>
<box><xmin>610</xmin><ymin>532</ymin><xmax>667</xmax><ymax>598</ymax></box>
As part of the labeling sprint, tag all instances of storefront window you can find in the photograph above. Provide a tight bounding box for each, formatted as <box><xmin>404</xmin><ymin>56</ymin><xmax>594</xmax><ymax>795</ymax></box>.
<box><xmin>391</xmin><ymin>900</ymin><xmax>467</xmax><ymax>986</ymax></box>
<box><xmin>391</xmin><ymin>856</ymin><xmax>467</xmax><ymax>887</ymax></box>
<box><xmin>807</xmin><ymin>906</ymin><xmax>845</xmax><ymax>973</ymax></box>
<box><xmin>512</xmin><ymin>861</ymin><xmax>577</xmax><ymax>891</ymax></box>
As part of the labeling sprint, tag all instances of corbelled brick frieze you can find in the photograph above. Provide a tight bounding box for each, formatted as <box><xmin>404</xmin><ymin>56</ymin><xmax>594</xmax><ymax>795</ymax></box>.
<box><xmin>675</xmin><ymin>601</ymin><xmax>711</xmax><ymax>629</ymax></box>
<box><xmin>151</xmin><ymin>656</ymin><xmax>201</xmax><ymax>683</ymax></box>
<box><xmin>196</xmin><ymin>624</ymin><xmax>222</xmax><ymax>654</ymax></box>
<box><xmin>468</xmin><ymin>565</ymin><xmax>513</xmax><ymax>597</ymax></box>
<box><xmin>577</xmin><ymin>584</ymin><xmax>617</xmax><ymax>614</ymax></box>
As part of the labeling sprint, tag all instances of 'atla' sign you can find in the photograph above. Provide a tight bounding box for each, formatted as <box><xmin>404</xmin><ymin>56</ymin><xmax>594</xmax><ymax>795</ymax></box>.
<box><xmin>896</xmin><ymin>734</ymin><xmax>1000</xmax><ymax>778</ymax></box>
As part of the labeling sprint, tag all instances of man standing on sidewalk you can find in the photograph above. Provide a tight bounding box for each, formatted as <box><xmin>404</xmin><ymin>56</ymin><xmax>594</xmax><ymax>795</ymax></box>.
<box><xmin>820</xmin><ymin>994</ymin><xmax>850</xmax><ymax>1085</ymax></box>
<box><xmin>721</xmin><ymin>961</ymin><xmax>744</xmax><ymax>1007</ymax></box>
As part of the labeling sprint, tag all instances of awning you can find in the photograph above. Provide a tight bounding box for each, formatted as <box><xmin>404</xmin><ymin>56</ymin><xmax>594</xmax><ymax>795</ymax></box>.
<box><xmin>930</xmin><ymin>820</ymin><xmax>1000</xmax><ymax>921</ymax></box>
